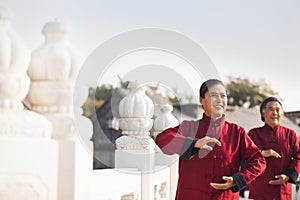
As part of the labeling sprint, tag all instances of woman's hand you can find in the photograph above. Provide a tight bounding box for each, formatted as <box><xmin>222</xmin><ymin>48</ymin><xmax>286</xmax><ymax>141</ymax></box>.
<box><xmin>210</xmin><ymin>176</ymin><xmax>236</xmax><ymax>190</ymax></box>
<box><xmin>261</xmin><ymin>149</ymin><xmax>281</xmax><ymax>158</ymax></box>
<box><xmin>194</xmin><ymin>136</ymin><xmax>221</xmax><ymax>151</ymax></box>
<box><xmin>269</xmin><ymin>174</ymin><xmax>289</xmax><ymax>185</ymax></box>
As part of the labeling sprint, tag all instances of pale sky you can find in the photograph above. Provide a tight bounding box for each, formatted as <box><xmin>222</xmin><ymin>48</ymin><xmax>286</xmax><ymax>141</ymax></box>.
<box><xmin>1</xmin><ymin>0</ymin><xmax>300</xmax><ymax>111</ymax></box>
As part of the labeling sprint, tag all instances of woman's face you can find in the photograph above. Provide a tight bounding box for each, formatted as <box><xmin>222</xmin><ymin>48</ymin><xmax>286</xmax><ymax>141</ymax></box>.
<box><xmin>200</xmin><ymin>83</ymin><xmax>227</xmax><ymax>120</ymax></box>
<box><xmin>262</xmin><ymin>101</ymin><xmax>283</xmax><ymax>128</ymax></box>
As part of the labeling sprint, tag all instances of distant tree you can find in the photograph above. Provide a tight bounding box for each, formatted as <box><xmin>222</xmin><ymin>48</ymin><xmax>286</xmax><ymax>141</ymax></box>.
<box><xmin>225</xmin><ymin>76</ymin><xmax>278</xmax><ymax>108</ymax></box>
<box><xmin>82</xmin><ymin>84</ymin><xmax>114</xmax><ymax>116</ymax></box>
<box><xmin>169</xmin><ymin>96</ymin><xmax>181</xmax><ymax>105</ymax></box>
<box><xmin>95</xmin><ymin>85</ymin><xmax>114</xmax><ymax>101</ymax></box>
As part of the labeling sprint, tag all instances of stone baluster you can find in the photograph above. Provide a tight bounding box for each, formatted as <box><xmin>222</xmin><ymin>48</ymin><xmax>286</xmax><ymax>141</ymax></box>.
<box><xmin>0</xmin><ymin>7</ymin><xmax>57</xmax><ymax>200</ymax></box>
<box><xmin>154</xmin><ymin>104</ymin><xmax>179</xmax><ymax>200</ymax></box>
<box><xmin>120</xmin><ymin>192</ymin><xmax>138</xmax><ymax>200</ymax></box>
<box><xmin>26</xmin><ymin>19</ymin><xmax>92</xmax><ymax>200</ymax></box>
<box><xmin>115</xmin><ymin>83</ymin><xmax>156</xmax><ymax>200</ymax></box>
<box><xmin>0</xmin><ymin>6</ymin><xmax>52</xmax><ymax>137</ymax></box>
<box><xmin>27</xmin><ymin>19</ymin><xmax>84</xmax><ymax>139</ymax></box>
<box><xmin>158</xmin><ymin>182</ymin><xmax>168</xmax><ymax>199</ymax></box>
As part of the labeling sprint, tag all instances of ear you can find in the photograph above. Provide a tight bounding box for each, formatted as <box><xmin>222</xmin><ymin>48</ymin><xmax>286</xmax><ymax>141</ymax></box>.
<box><xmin>199</xmin><ymin>97</ymin><xmax>204</xmax><ymax>105</ymax></box>
<box><xmin>200</xmin><ymin>97</ymin><xmax>205</xmax><ymax>109</ymax></box>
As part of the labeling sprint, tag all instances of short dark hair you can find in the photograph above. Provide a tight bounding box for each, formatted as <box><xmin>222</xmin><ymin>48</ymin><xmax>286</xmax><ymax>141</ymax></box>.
<box><xmin>199</xmin><ymin>79</ymin><xmax>226</xmax><ymax>98</ymax></box>
<box><xmin>260</xmin><ymin>96</ymin><xmax>283</xmax><ymax>122</ymax></box>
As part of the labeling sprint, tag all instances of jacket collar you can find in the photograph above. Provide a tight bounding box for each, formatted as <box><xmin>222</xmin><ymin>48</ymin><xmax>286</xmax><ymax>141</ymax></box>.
<box><xmin>201</xmin><ymin>113</ymin><xmax>226</xmax><ymax>126</ymax></box>
<box><xmin>263</xmin><ymin>123</ymin><xmax>280</xmax><ymax>131</ymax></box>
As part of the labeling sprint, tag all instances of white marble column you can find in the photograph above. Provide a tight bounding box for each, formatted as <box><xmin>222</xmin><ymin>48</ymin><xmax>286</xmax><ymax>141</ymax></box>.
<box><xmin>27</xmin><ymin>19</ymin><xmax>92</xmax><ymax>200</ymax></box>
<box><xmin>115</xmin><ymin>83</ymin><xmax>156</xmax><ymax>200</ymax></box>
<box><xmin>0</xmin><ymin>6</ymin><xmax>57</xmax><ymax>200</ymax></box>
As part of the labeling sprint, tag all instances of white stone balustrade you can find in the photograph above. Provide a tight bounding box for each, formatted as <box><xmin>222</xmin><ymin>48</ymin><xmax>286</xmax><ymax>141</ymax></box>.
<box><xmin>0</xmin><ymin>7</ymin><xmax>181</xmax><ymax>200</ymax></box>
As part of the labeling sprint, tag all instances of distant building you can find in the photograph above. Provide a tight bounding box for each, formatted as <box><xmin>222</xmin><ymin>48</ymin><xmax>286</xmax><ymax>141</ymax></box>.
<box><xmin>285</xmin><ymin>111</ymin><xmax>300</xmax><ymax>127</ymax></box>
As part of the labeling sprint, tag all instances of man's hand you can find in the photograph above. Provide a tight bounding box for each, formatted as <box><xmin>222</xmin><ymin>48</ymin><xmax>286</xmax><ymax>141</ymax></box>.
<box><xmin>269</xmin><ymin>174</ymin><xmax>289</xmax><ymax>185</ymax></box>
<box><xmin>261</xmin><ymin>149</ymin><xmax>281</xmax><ymax>158</ymax></box>
<box><xmin>194</xmin><ymin>136</ymin><xmax>221</xmax><ymax>151</ymax></box>
<box><xmin>210</xmin><ymin>176</ymin><xmax>236</xmax><ymax>190</ymax></box>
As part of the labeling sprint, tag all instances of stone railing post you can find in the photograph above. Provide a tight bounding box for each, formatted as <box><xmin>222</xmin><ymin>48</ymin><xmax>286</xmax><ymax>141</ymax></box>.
<box><xmin>115</xmin><ymin>83</ymin><xmax>156</xmax><ymax>200</ymax></box>
<box><xmin>154</xmin><ymin>104</ymin><xmax>179</xmax><ymax>200</ymax></box>
<box><xmin>27</xmin><ymin>19</ymin><xmax>83</xmax><ymax>139</ymax></box>
<box><xmin>27</xmin><ymin>19</ymin><xmax>92</xmax><ymax>200</ymax></box>
<box><xmin>0</xmin><ymin>6</ymin><xmax>51</xmax><ymax>137</ymax></box>
<box><xmin>0</xmin><ymin>7</ymin><xmax>56</xmax><ymax>200</ymax></box>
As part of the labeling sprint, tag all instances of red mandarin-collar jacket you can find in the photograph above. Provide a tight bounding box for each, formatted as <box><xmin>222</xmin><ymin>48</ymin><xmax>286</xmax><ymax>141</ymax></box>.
<box><xmin>248</xmin><ymin>124</ymin><xmax>300</xmax><ymax>200</ymax></box>
<box><xmin>155</xmin><ymin>114</ymin><xmax>266</xmax><ymax>200</ymax></box>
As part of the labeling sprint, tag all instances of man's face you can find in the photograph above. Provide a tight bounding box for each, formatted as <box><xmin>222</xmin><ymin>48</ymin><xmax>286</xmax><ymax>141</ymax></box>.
<box><xmin>262</xmin><ymin>101</ymin><xmax>283</xmax><ymax>128</ymax></box>
<box><xmin>200</xmin><ymin>84</ymin><xmax>227</xmax><ymax>120</ymax></box>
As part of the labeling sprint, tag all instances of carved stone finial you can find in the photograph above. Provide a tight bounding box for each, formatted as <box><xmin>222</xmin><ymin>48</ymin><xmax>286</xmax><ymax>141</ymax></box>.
<box><xmin>27</xmin><ymin>19</ymin><xmax>83</xmax><ymax>139</ymax></box>
<box><xmin>0</xmin><ymin>7</ymin><xmax>31</xmax><ymax>111</ymax></box>
<box><xmin>153</xmin><ymin>104</ymin><xmax>179</xmax><ymax>137</ymax></box>
<box><xmin>116</xmin><ymin>84</ymin><xmax>155</xmax><ymax>150</ymax></box>
<box><xmin>0</xmin><ymin>7</ymin><xmax>52</xmax><ymax>138</ymax></box>
<box><xmin>42</xmin><ymin>19</ymin><xmax>70</xmax><ymax>43</ymax></box>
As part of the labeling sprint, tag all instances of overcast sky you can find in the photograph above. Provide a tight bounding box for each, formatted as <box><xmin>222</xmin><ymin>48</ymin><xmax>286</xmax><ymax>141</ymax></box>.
<box><xmin>1</xmin><ymin>0</ymin><xmax>300</xmax><ymax>111</ymax></box>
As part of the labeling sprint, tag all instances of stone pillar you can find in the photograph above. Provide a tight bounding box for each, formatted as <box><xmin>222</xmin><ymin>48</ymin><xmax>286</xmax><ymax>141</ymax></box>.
<box><xmin>154</xmin><ymin>104</ymin><xmax>179</xmax><ymax>200</ymax></box>
<box><xmin>115</xmin><ymin>83</ymin><xmax>156</xmax><ymax>200</ymax></box>
<box><xmin>0</xmin><ymin>7</ymin><xmax>57</xmax><ymax>200</ymax></box>
<box><xmin>27</xmin><ymin>19</ymin><xmax>83</xmax><ymax>139</ymax></box>
<box><xmin>27</xmin><ymin>19</ymin><xmax>92</xmax><ymax>200</ymax></box>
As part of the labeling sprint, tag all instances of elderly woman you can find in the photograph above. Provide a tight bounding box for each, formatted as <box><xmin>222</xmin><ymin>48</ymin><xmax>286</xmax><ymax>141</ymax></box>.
<box><xmin>155</xmin><ymin>79</ymin><xmax>266</xmax><ymax>199</ymax></box>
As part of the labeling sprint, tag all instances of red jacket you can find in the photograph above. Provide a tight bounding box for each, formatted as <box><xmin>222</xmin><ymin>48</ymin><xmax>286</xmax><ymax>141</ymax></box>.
<box><xmin>155</xmin><ymin>114</ymin><xmax>266</xmax><ymax>200</ymax></box>
<box><xmin>248</xmin><ymin>124</ymin><xmax>300</xmax><ymax>200</ymax></box>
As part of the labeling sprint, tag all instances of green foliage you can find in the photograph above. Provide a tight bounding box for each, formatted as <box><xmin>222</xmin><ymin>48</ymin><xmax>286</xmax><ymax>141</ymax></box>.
<box><xmin>82</xmin><ymin>84</ymin><xmax>114</xmax><ymax>116</ymax></box>
<box><xmin>225</xmin><ymin>76</ymin><xmax>278</xmax><ymax>108</ymax></box>
<box><xmin>169</xmin><ymin>96</ymin><xmax>181</xmax><ymax>105</ymax></box>
<box><xmin>94</xmin><ymin>85</ymin><xmax>114</xmax><ymax>101</ymax></box>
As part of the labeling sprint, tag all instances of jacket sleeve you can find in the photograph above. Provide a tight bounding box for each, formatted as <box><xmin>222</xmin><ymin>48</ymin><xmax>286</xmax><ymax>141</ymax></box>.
<box><xmin>155</xmin><ymin>121</ymin><xmax>199</xmax><ymax>159</ymax></box>
<box><xmin>285</xmin><ymin>130</ymin><xmax>300</xmax><ymax>184</ymax></box>
<box><xmin>235</xmin><ymin>128</ymin><xmax>266</xmax><ymax>189</ymax></box>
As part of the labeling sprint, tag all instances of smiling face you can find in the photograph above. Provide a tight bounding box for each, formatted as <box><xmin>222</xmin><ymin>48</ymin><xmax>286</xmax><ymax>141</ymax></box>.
<box><xmin>262</xmin><ymin>101</ymin><xmax>283</xmax><ymax>128</ymax></box>
<box><xmin>200</xmin><ymin>83</ymin><xmax>227</xmax><ymax>120</ymax></box>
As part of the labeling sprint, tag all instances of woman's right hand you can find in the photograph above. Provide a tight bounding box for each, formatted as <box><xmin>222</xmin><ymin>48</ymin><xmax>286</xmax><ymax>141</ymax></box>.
<box><xmin>194</xmin><ymin>136</ymin><xmax>221</xmax><ymax>151</ymax></box>
<box><xmin>261</xmin><ymin>149</ymin><xmax>281</xmax><ymax>158</ymax></box>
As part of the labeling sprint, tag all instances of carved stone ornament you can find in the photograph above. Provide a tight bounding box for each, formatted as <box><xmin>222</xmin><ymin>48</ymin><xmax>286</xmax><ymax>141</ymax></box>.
<box><xmin>116</xmin><ymin>83</ymin><xmax>155</xmax><ymax>150</ymax></box>
<box><xmin>26</xmin><ymin>19</ymin><xmax>84</xmax><ymax>139</ymax></box>
<box><xmin>153</xmin><ymin>104</ymin><xmax>179</xmax><ymax>137</ymax></box>
<box><xmin>0</xmin><ymin>110</ymin><xmax>52</xmax><ymax>138</ymax></box>
<box><xmin>0</xmin><ymin>174</ymin><xmax>48</xmax><ymax>200</ymax></box>
<box><xmin>0</xmin><ymin>7</ymin><xmax>52</xmax><ymax>138</ymax></box>
<box><xmin>0</xmin><ymin>7</ymin><xmax>31</xmax><ymax>111</ymax></box>
<box><xmin>27</xmin><ymin>19</ymin><xmax>83</xmax><ymax>114</ymax></box>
